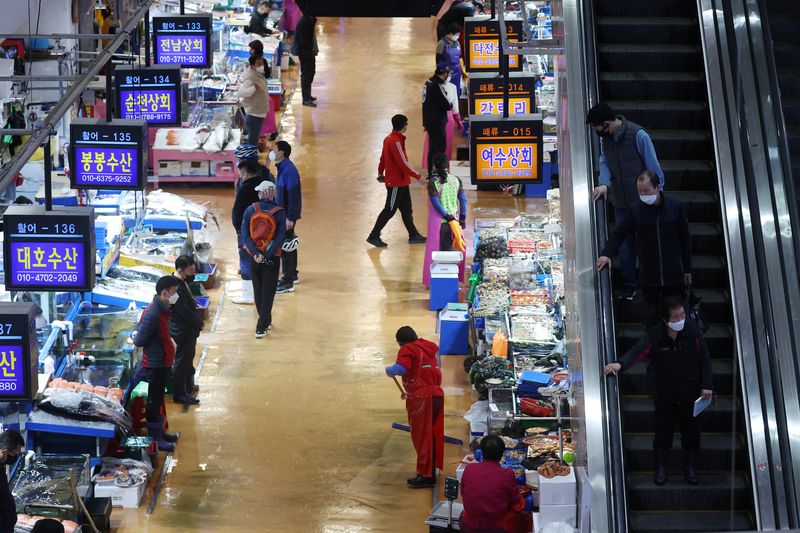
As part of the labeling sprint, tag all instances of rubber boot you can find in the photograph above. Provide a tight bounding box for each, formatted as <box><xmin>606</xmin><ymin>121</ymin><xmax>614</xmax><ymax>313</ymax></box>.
<box><xmin>159</xmin><ymin>416</ymin><xmax>178</xmax><ymax>443</ymax></box>
<box><xmin>684</xmin><ymin>450</ymin><xmax>699</xmax><ymax>485</ymax></box>
<box><xmin>146</xmin><ymin>422</ymin><xmax>175</xmax><ymax>452</ymax></box>
<box><xmin>654</xmin><ymin>448</ymin><xmax>668</xmax><ymax>485</ymax></box>
<box><xmin>233</xmin><ymin>280</ymin><xmax>254</xmax><ymax>304</ymax></box>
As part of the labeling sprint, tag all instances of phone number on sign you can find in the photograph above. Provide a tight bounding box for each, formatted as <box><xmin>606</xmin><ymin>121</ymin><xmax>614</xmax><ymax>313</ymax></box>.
<box><xmin>123</xmin><ymin>112</ymin><xmax>174</xmax><ymax>122</ymax></box>
<box><xmin>78</xmin><ymin>174</ymin><xmax>135</xmax><ymax>185</ymax></box>
<box><xmin>15</xmin><ymin>273</ymin><xmax>79</xmax><ymax>284</ymax></box>
<box><xmin>159</xmin><ymin>55</ymin><xmax>204</xmax><ymax>64</ymax></box>
<box><xmin>0</xmin><ymin>382</ymin><xmax>17</xmax><ymax>392</ymax></box>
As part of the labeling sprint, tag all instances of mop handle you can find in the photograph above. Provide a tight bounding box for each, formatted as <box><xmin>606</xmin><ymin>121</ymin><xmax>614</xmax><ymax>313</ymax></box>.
<box><xmin>392</xmin><ymin>375</ymin><xmax>406</xmax><ymax>395</ymax></box>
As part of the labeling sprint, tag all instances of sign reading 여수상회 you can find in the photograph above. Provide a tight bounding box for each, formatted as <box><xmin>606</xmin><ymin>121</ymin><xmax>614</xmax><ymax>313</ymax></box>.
<box><xmin>464</xmin><ymin>17</ymin><xmax>524</xmax><ymax>73</ymax></box>
<box><xmin>114</xmin><ymin>65</ymin><xmax>182</xmax><ymax>125</ymax></box>
<box><xmin>153</xmin><ymin>14</ymin><xmax>213</xmax><ymax>68</ymax></box>
<box><xmin>0</xmin><ymin>303</ymin><xmax>40</xmax><ymax>401</ymax></box>
<box><xmin>2</xmin><ymin>205</ymin><xmax>96</xmax><ymax>293</ymax></box>
<box><xmin>469</xmin><ymin>115</ymin><xmax>543</xmax><ymax>185</ymax></box>
<box><xmin>69</xmin><ymin>119</ymin><xmax>148</xmax><ymax>191</ymax></box>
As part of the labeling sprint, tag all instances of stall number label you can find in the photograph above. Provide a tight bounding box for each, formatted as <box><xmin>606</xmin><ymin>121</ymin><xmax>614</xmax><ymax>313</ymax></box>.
<box><xmin>156</xmin><ymin>36</ymin><xmax>207</xmax><ymax>66</ymax></box>
<box><xmin>477</xmin><ymin>144</ymin><xmax>537</xmax><ymax>179</ymax></box>
<box><xmin>0</xmin><ymin>346</ymin><xmax>22</xmax><ymax>394</ymax></box>
<box><xmin>471</xmin><ymin>40</ymin><xmax>520</xmax><ymax>68</ymax></box>
<box><xmin>120</xmin><ymin>90</ymin><xmax>176</xmax><ymax>123</ymax></box>
<box><xmin>75</xmin><ymin>147</ymin><xmax>138</xmax><ymax>187</ymax></box>
<box><xmin>475</xmin><ymin>98</ymin><xmax>530</xmax><ymax>116</ymax></box>
<box><xmin>9</xmin><ymin>242</ymin><xmax>85</xmax><ymax>287</ymax></box>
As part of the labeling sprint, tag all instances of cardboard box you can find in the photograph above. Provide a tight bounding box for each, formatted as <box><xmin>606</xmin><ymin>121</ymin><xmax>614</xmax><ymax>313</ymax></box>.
<box><xmin>94</xmin><ymin>481</ymin><xmax>146</xmax><ymax>508</ymax></box>
<box><xmin>536</xmin><ymin>502</ymin><xmax>577</xmax><ymax>530</ymax></box>
<box><xmin>181</xmin><ymin>160</ymin><xmax>211</xmax><ymax>177</ymax></box>
<box><xmin>157</xmin><ymin>160</ymin><xmax>182</xmax><ymax>177</ymax></box>
<box><xmin>539</xmin><ymin>466</ymin><xmax>576</xmax><ymax>506</ymax></box>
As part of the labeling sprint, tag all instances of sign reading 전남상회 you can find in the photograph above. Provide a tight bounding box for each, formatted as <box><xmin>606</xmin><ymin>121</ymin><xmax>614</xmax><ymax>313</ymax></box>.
<box><xmin>464</xmin><ymin>17</ymin><xmax>524</xmax><ymax>73</ymax></box>
<box><xmin>468</xmin><ymin>72</ymin><xmax>537</xmax><ymax>116</ymax></box>
<box><xmin>69</xmin><ymin>119</ymin><xmax>148</xmax><ymax>191</ymax></box>
<box><xmin>114</xmin><ymin>65</ymin><xmax>182</xmax><ymax>125</ymax></box>
<box><xmin>469</xmin><ymin>114</ymin><xmax>543</xmax><ymax>185</ymax></box>
<box><xmin>153</xmin><ymin>14</ymin><xmax>213</xmax><ymax>68</ymax></box>
<box><xmin>0</xmin><ymin>303</ymin><xmax>39</xmax><ymax>401</ymax></box>
<box><xmin>2</xmin><ymin>205</ymin><xmax>96</xmax><ymax>292</ymax></box>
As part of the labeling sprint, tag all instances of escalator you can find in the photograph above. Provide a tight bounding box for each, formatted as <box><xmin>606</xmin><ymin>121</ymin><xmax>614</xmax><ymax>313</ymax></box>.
<box><xmin>591</xmin><ymin>0</ymin><xmax>755</xmax><ymax>530</ymax></box>
<box><xmin>763</xmin><ymin>0</ymin><xmax>800</xmax><ymax>206</ymax></box>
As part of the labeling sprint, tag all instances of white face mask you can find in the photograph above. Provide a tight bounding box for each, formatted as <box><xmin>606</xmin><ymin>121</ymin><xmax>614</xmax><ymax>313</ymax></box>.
<box><xmin>450</xmin><ymin>33</ymin><xmax>460</xmax><ymax>41</ymax></box>
<box><xmin>256</xmin><ymin>66</ymin><xmax>265</xmax><ymax>74</ymax></box>
<box><xmin>168</xmin><ymin>292</ymin><xmax>179</xmax><ymax>305</ymax></box>
<box><xmin>268</xmin><ymin>151</ymin><xmax>277</xmax><ymax>161</ymax></box>
<box><xmin>667</xmin><ymin>319</ymin><xmax>685</xmax><ymax>332</ymax></box>
<box><xmin>640</xmin><ymin>193</ymin><xmax>658</xmax><ymax>205</ymax></box>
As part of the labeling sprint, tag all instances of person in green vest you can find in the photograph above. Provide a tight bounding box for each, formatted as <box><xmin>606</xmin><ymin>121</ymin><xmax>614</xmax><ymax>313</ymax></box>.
<box><xmin>427</xmin><ymin>153</ymin><xmax>467</xmax><ymax>251</ymax></box>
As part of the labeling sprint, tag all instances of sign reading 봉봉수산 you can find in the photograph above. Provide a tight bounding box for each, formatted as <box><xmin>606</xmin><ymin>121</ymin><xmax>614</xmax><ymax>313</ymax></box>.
<box><xmin>469</xmin><ymin>115</ymin><xmax>543</xmax><ymax>185</ymax></box>
<box><xmin>114</xmin><ymin>65</ymin><xmax>182</xmax><ymax>125</ymax></box>
<box><xmin>153</xmin><ymin>14</ymin><xmax>212</xmax><ymax>68</ymax></box>
<box><xmin>69</xmin><ymin>119</ymin><xmax>148</xmax><ymax>191</ymax></box>
<box><xmin>2</xmin><ymin>205</ymin><xmax>96</xmax><ymax>292</ymax></box>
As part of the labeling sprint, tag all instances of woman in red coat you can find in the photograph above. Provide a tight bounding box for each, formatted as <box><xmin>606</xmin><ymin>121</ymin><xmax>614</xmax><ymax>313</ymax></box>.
<box><xmin>385</xmin><ymin>326</ymin><xmax>445</xmax><ymax>488</ymax></box>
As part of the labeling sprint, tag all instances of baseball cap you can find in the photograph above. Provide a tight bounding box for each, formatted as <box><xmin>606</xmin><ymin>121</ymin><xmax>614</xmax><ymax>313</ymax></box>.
<box><xmin>254</xmin><ymin>181</ymin><xmax>276</xmax><ymax>192</ymax></box>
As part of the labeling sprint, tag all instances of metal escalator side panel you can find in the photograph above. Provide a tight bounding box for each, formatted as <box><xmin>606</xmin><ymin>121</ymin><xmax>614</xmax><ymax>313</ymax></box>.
<box><xmin>697</xmin><ymin>0</ymin><xmax>791</xmax><ymax>527</ymax></box>
<box><xmin>560</xmin><ymin>0</ymin><xmax>628</xmax><ymax>531</ymax></box>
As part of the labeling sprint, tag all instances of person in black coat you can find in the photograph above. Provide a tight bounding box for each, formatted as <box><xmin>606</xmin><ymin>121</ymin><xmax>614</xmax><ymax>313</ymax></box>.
<box><xmin>170</xmin><ymin>255</ymin><xmax>204</xmax><ymax>405</ymax></box>
<box><xmin>245</xmin><ymin>1</ymin><xmax>280</xmax><ymax>37</ymax></box>
<box><xmin>294</xmin><ymin>15</ymin><xmax>319</xmax><ymax>106</ymax></box>
<box><xmin>0</xmin><ymin>429</ymin><xmax>23</xmax><ymax>533</ymax></box>
<box><xmin>436</xmin><ymin>0</ymin><xmax>476</xmax><ymax>40</ymax></box>
<box><xmin>422</xmin><ymin>65</ymin><xmax>453</xmax><ymax>176</ymax></box>
<box><xmin>232</xmin><ymin>158</ymin><xmax>272</xmax><ymax>304</ymax></box>
<box><xmin>597</xmin><ymin>170</ymin><xmax>692</xmax><ymax>327</ymax></box>
<box><xmin>604</xmin><ymin>295</ymin><xmax>713</xmax><ymax>486</ymax></box>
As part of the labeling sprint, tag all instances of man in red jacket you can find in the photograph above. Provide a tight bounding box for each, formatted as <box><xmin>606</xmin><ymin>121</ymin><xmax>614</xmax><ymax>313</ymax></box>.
<box><xmin>367</xmin><ymin>115</ymin><xmax>427</xmax><ymax>248</ymax></box>
<box><xmin>385</xmin><ymin>326</ymin><xmax>444</xmax><ymax>488</ymax></box>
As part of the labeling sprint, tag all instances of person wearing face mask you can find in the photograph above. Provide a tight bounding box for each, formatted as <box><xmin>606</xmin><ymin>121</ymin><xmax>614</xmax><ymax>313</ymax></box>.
<box><xmin>170</xmin><ymin>255</ymin><xmax>204</xmax><ymax>406</ymax></box>
<box><xmin>133</xmin><ymin>276</ymin><xmax>182</xmax><ymax>451</ymax></box>
<box><xmin>238</xmin><ymin>55</ymin><xmax>270</xmax><ymax>146</ymax></box>
<box><xmin>423</xmin><ymin>154</ymin><xmax>467</xmax><ymax>286</ymax></box>
<box><xmin>244</xmin><ymin>1</ymin><xmax>280</xmax><ymax>37</ymax></box>
<box><xmin>604</xmin><ymin>295</ymin><xmax>713</xmax><ymax>486</ymax></box>
<box><xmin>0</xmin><ymin>429</ymin><xmax>23</xmax><ymax>533</ymax></box>
<box><xmin>270</xmin><ymin>141</ymin><xmax>303</xmax><ymax>293</ymax></box>
<box><xmin>587</xmin><ymin>103</ymin><xmax>665</xmax><ymax>301</ymax></box>
<box><xmin>597</xmin><ymin>170</ymin><xmax>691</xmax><ymax>328</ymax></box>
<box><xmin>422</xmin><ymin>65</ymin><xmax>454</xmax><ymax>176</ymax></box>
<box><xmin>436</xmin><ymin>24</ymin><xmax>464</xmax><ymax>98</ymax></box>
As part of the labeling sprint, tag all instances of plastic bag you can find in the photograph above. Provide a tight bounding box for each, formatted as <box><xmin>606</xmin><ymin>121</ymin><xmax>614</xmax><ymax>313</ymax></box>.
<box><xmin>685</xmin><ymin>288</ymin><xmax>709</xmax><ymax>332</ymax></box>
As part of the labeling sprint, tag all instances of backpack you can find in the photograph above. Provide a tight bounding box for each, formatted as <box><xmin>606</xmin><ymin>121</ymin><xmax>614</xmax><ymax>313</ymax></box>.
<box><xmin>247</xmin><ymin>203</ymin><xmax>283</xmax><ymax>255</ymax></box>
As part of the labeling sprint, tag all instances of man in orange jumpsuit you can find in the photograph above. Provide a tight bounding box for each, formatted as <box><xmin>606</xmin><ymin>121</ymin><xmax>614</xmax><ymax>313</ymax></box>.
<box><xmin>385</xmin><ymin>326</ymin><xmax>445</xmax><ymax>488</ymax></box>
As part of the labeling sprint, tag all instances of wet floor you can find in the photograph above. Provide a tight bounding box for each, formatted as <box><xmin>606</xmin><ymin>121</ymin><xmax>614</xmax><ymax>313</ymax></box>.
<box><xmin>114</xmin><ymin>17</ymin><xmax>537</xmax><ymax>532</ymax></box>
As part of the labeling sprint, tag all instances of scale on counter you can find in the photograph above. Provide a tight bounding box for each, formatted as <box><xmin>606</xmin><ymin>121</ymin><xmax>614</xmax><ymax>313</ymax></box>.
<box><xmin>426</xmin><ymin>477</ymin><xmax>462</xmax><ymax>531</ymax></box>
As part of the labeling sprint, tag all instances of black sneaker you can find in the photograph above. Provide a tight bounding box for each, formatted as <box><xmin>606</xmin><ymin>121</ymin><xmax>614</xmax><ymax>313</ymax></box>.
<box><xmin>310</xmin><ymin>96</ymin><xmax>318</xmax><ymax>102</ymax></box>
<box><xmin>367</xmin><ymin>236</ymin><xmax>388</xmax><ymax>248</ymax></box>
<box><xmin>276</xmin><ymin>281</ymin><xmax>295</xmax><ymax>294</ymax></box>
<box><xmin>408</xmin><ymin>234</ymin><xmax>427</xmax><ymax>244</ymax></box>
<box><xmin>407</xmin><ymin>475</ymin><xmax>436</xmax><ymax>488</ymax></box>
<box><xmin>255</xmin><ymin>330</ymin><xmax>267</xmax><ymax>339</ymax></box>
<box><xmin>302</xmin><ymin>100</ymin><xmax>317</xmax><ymax>107</ymax></box>
<box><xmin>618</xmin><ymin>289</ymin><xmax>637</xmax><ymax>302</ymax></box>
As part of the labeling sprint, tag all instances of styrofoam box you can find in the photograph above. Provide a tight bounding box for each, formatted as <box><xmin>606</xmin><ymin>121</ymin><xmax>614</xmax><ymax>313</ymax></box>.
<box><xmin>94</xmin><ymin>482</ymin><xmax>146</xmax><ymax>508</ymax></box>
<box><xmin>526</xmin><ymin>469</ymin><xmax>539</xmax><ymax>488</ymax></box>
<box><xmin>456</xmin><ymin>454</ymin><xmax>477</xmax><ymax>482</ymax></box>
<box><xmin>157</xmin><ymin>160</ymin><xmax>182</xmax><ymax>177</ymax></box>
<box><xmin>181</xmin><ymin>160</ymin><xmax>211</xmax><ymax>177</ymax></box>
<box><xmin>539</xmin><ymin>466</ymin><xmax>576</xmax><ymax>506</ymax></box>
<box><xmin>536</xmin><ymin>503</ymin><xmax>577</xmax><ymax>530</ymax></box>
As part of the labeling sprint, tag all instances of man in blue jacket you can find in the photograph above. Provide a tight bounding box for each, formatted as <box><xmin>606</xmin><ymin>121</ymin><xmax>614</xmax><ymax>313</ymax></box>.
<box><xmin>271</xmin><ymin>140</ymin><xmax>303</xmax><ymax>294</ymax></box>
<box><xmin>242</xmin><ymin>180</ymin><xmax>287</xmax><ymax>338</ymax></box>
<box><xmin>596</xmin><ymin>170</ymin><xmax>691</xmax><ymax>328</ymax></box>
<box><xmin>133</xmin><ymin>276</ymin><xmax>180</xmax><ymax>451</ymax></box>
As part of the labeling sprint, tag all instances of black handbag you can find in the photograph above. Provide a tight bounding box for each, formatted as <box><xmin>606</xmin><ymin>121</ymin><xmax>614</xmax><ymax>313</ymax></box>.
<box><xmin>685</xmin><ymin>288</ymin><xmax>709</xmax><ymax>332</ymax></box>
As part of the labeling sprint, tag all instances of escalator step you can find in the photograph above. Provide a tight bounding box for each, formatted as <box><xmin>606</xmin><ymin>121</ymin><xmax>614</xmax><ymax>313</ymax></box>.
<box><xmin>599</xmin><ymin>72</ymin><xmax>707</xmax><ymax>101</ymax></box>
<box><xmin>619</xmin><ymin>358</ymin><xmax>735</xmax><ymax>395</ymax></box>
<box><xmin>780</xmin><ymin>98</ymin><xmax>800</xmax><ymax>124</ymax></box>
<box><xmin>772</xmin><ymin>42</ymin><xmax>800</xmax><ymax>71</ymax></box>
<box><xmin>659</xmin><ymin>159</ymin><xmax>717</xmax><ymax>189</ymax></box>
<box><xmin>650</xmin><ymin>131</ymin><xmax>713</xmax><ymax>160</ymax></box>
<box><xmin>596</xmin><ymin>17</ymin><xmax>697</xmax><ymax>45</ymax></box>
<box><xmin>627</xmin><ymin>472</ymin><xmax>750</xmax><ymax>511</ymax></box>
<box><xmin>620</xmin><ymin>395</ymin><xmax>742</xmax><ymax>433</ymax></box>
<box><xmin>668</xmin><ymin>190</ymin><xmax>720</xmax><ymax>222</ymax></box>
<box><xmin>603</xmin><ymin>100</ymin><xmax>709</xmax><ymax>130</ymax></box>
<box><xmin>598</xmin><ymin>44</ymin><xmax>703</xmax><ymax>73</ymax></box>
<box><xmin>767</xmin><ymin>14</ymin><xmax>800</xmax><ymax>43</ymax></box>
<box><xmin>596</xmin><ymin>0</ymin><xmax>696</xmax><ymax>18</ymax></box>
<box><xmin>623</xmin><ymin>433</ymin><xmax>747</xmax><ymax>472</ymax></box>
<box><xmin>629</xmin><ymin>510</ymin><xmax>753</xmax><ymax>532</ymax></box>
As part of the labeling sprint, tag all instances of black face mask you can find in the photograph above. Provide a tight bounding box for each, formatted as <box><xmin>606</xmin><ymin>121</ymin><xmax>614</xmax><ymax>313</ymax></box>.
<box><xmin>185</xmin><ymin>274</ymin><xmax>195</xmax><ymax>284</ymax></box>
<box><xmin>4</xmin><ymin>454</ymin><xmax>18</xmax><ymax>466</ymax></box>
<box><xmin>595</xmin><ymin>123</ymin><xmax>611</xmax><ymax>138</ymax></box>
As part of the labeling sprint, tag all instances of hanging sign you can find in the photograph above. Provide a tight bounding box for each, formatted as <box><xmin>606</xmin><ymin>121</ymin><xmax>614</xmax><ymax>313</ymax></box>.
<box><xmin>0</xmin><ymin>303</ymin><xmax>39</xmax><ymax>401</ymax></box>
<box><xmin>469</xmin><ymin>73</ymin><xmax>536</xmax><ymax>116</ymax></box>
<box><xmin>69</xmin><ymin>119</ymin><xmax>148</xmax><ymax>190</ymax></box>
<box><xmin>2</xmin><ymin>205</ymin><xmax>96</xmax><ymax>292</ymax></box>
<box><xmin>114</xmin><ymin>66</ymin><xmax>182</xmax><ymax>125</ymax></box>
<box><xmin>464</xmin><ymin>18</ymin><xmax>524</xmax><ymax>73</ymax></box>
<box><xmin>470</xmin><ymin>115</ymin><xmax>543</xmax><ymax>185</ymax></box>
<box><xmin>152</xmin><ymin>14</ymin><xmax>213</xmax><ymax>68</ymax></box>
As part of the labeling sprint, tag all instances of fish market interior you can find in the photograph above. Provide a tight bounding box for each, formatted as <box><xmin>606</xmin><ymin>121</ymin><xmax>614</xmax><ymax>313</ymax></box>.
<box><xmin>0</xmin><ymin>0</ymin><xmax>798</xmax><ymax>532</ymax></box>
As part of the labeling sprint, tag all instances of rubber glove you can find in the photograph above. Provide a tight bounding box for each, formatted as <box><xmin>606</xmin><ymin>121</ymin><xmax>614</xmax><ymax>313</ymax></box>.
<box><xmin>449</xmin><ymin>219</ymin><xmax>466</xmax><ymax>252</ymax></box>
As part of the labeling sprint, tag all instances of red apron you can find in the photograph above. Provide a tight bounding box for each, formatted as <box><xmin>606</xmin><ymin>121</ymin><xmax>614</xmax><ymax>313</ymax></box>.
<box><xmin>396</xmin><ymin>339</ymin><xmax>445</xmax><ymax>476</ymax></box>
